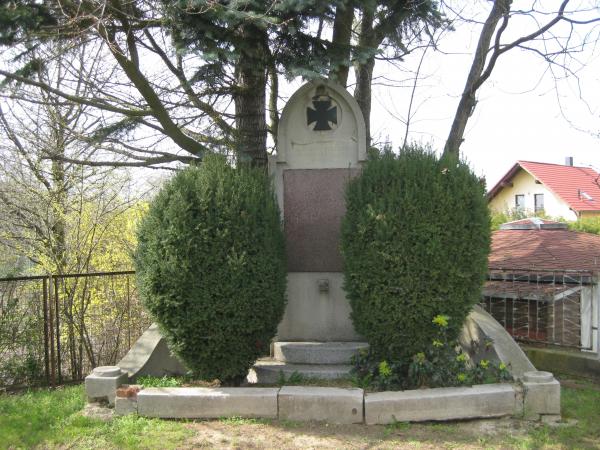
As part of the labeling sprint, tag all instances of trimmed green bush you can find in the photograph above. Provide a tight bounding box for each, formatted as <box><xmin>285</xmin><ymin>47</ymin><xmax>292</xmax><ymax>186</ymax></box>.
<box><xmin>135</xmin><ymin>155</ymin><xmax>286</xmax><ymax>384</ymax></box>
<box><xmin>341</xmin><ymin>146</ymin><xmax>490</xmax><ymax>361</ymax></box>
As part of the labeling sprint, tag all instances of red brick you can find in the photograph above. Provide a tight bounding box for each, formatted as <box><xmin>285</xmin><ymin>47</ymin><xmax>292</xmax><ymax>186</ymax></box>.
<box><xmin>116</xmin><ymin>384</ymin><xmax>142</xmax><ymax>398</ymax></box>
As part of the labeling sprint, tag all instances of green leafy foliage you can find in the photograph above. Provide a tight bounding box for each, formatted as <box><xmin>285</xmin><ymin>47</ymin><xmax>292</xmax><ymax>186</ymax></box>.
<box><xmin>489</xmin><ymin>209</ymin><xmax>527</xmax><ymax>230</ymax></box>
<box><xmin>341</xmin><ymin>145</ymin><xmax>490</xmax><ymax>362</ymax></box>
<box><xmin>568</xmin><ymin>216</ymin><xmax>600</xmax><ymax>234</ymax></box>
<box><xmin>0</xmin><ymin>291</ymin><xmax>45</xmax><ymax>388</ymax></box>
<box><xmin>135</xmin><ymin>155</ymin><xmax>286</xmax><ymax>385</ymax></box>
<box><xmin>351</xmin><ymin>315</ymin><xmax>512</xmax><ymax>391</ymax></box>
<box><xmin>489</xmin><ymin>208</ymin><xmax>557</xmax><ymax>230</ymax></box>
<box><xmin>137</xmin><ymin>375</ymin><xmax>182</xmax><ymax>388</ymax></box>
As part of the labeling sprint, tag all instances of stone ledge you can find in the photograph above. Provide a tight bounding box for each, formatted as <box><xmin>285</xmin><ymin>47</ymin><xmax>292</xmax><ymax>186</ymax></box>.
<box><xmin>365</xmin><ymin>384</ymin><xmax>518</xmax><ymax>425</ymax></box>
<box><xmin>85</xmin><ymin>368</ymin><xmax>561</xmax><ymax>424</ymax></box>
<box><xmin>273</xmin><ymin>342</ymin><xmax>369</xmax><ymax>365</ymax></box>
<box><xmin>279</xmin><ymin>386</ymin><xmax>364</xmax><ymax>424</ymax></box>
<box><xmin>250</xmin><ymin>360</ymin><xmax>352</xmax><ymax>384</ymax></box>
<box><xmin>137</xmin><ymin>387</ymin><xmax>279</xmax><ymax>419</ymax></box>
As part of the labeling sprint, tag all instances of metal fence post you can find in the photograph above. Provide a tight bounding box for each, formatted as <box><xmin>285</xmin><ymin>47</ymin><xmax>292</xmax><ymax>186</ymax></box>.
<box><xmin>47</xmin><ymin>273</ymin><xmax>56</xmax><ymax>386</ymax></box>
<box><xmin>54</xmin><ymin>276</ymin><xmax>62</xmax><ymax>384</ymax></box>
<box><xmin>42</xmin><ymin>277</ymin><xmax>50</xmax><ymax>386</ymax></box>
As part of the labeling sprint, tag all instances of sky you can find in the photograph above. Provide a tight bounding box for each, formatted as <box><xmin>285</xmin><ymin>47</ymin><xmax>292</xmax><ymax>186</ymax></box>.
<box><xmin>362</xmin><ymin>1</ymin><xmax>600</xmax><ymax>189</ymax></box>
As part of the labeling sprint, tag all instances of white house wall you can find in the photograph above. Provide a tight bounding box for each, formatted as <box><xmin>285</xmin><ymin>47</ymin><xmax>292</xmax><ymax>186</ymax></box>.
<box><xmin>489</xmin><ymin>169</ymin><xmax>578</xmax><ymax>221</ymax></box>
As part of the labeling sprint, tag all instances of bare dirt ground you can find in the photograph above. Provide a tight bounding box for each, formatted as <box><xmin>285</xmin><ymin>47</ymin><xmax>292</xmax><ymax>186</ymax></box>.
<box><xmin>182</xmin><ymin>416</ymin><xmax>534</xmax><ymax>450</ymax></box>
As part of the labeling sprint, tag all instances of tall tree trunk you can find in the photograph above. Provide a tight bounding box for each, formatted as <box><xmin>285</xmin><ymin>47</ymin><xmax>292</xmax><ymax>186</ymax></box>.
<box><xmin>48</xmin><ymin>107</ymin><xmax>68</xmax><ymax>276</ymax></box>
<box><xmin>234</xmin><ymin>25</ymin><xmax>269</xmax><ymax>167</ymax></box>
<box><xmin>330</xmin><ymin>1</ymin><xmax>354</xmax><ymax>87</ymax></box>
<box><xmin>354</xmin><ymin>8</ymin><xmax>376</xmax><ymax>148</ymax></box>
<box><xmin>443</xmin><ymin>0</ymin><xmax>512</xmax><ymax>162</ymax></box>
<box><xmin>268</xmin><ymin>60</ymin><xmax>279</xmax><ymax>146</ymax></box>
<box><xmin>50</xmin><ymin>158</ymin><xmax>67</xmax><ymax>274</ymax></box>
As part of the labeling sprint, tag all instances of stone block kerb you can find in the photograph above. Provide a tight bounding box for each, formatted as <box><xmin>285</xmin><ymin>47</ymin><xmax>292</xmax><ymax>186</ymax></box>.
<box><xmin>137</xmin><ymin>387</ymin><xmax>279</xmax><ymax>419</ymax></box>
<box><xmin>85</xmin><ymin>366</ymin><xmax>128</xmax><ymax>406</ymax></box>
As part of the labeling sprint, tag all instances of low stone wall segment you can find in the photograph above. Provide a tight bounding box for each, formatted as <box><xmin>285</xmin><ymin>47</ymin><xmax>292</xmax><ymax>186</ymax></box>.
<box><xmin>88</xmin><ymin>367</ymin><xmax>561</xmax><ymax>424</ymax></box>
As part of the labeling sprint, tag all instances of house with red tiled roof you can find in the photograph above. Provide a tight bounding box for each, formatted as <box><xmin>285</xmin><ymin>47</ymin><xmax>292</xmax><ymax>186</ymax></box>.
<box><xmin>482</xmin><ymin>217</ymin><xmax>600</xmax><ymax>356</ymax></box>
<box><xmin>488</xmin><ymin>159</ymin><xmax>600</xmax><ymax>221</ymax></box>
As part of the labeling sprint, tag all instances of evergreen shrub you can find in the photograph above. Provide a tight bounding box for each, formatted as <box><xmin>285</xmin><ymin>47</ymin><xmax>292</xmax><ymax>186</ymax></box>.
<box><xmin>135</xmin><ymin>155</ymin><xmax>286</xmax><ymax>384</ymax></box>
<box><xmin>341</xmin><ymin>146</ymin><xmax>490</xmax><ymax>361</ymax></box>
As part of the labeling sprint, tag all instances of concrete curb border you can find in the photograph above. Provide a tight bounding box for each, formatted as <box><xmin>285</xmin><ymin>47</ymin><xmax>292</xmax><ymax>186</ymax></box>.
<box><xmin>88</xmin><ymin>368</ymin><xmax>560</xmax><ymax>424</ymax></box>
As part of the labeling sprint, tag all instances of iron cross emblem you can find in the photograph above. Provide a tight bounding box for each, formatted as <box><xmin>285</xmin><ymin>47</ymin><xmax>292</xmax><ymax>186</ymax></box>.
<box><xmin>307</xmin><ymin>96</ymin><xmax>338</xmax><ymax>131</ymax></box>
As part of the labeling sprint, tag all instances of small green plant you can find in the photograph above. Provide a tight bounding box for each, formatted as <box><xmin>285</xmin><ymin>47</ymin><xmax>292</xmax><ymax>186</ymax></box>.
<box><xmin>351</xmin><ymin>315</ymin><xmax>512</xmax><ymax>391</ymax></box>
<box><xmin>219</xmin><ymin>416</ymin><xmax>266</xmax><ymax>425</ymax></box>
<box><xmin>383</xmin><ymin>419</ymin><xmax>411</xmax><ymax>437</ymax></box>
<box><xmin>276</xmin><ymin>371</ymin><xmax>308</xmax><ymax>386</ymax></box>
<box><xmin>137</xmin><ymin>375</ymin><xmax>182</xmax><ymax>388</ymax></box>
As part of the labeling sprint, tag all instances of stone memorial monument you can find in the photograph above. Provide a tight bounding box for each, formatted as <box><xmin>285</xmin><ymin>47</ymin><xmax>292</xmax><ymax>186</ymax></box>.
<box><xmin>249</xmin><ymin>80</ymin><xmax>370</xmax><ymax>382</ymax></box>
<box><xmin>87</xmin><ymin>82</ymin><xmax>559</xmax><ymax>421</ymax></box>
<box><xmin>270</xmin><ymin>79</ymin><xmax>367</xmax><ymax>342</ymax></box>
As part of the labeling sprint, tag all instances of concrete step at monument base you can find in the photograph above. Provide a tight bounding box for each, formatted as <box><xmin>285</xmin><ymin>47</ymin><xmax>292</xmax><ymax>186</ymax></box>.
<box><xmin>248</xmin><ymin>359</ymin><xmax>353</xmax><ymax>385</ymax></box>
<box><xmin>273</xmin><ymin>342</ymin><xmax>369</xmax><ymax>365</ymax></box>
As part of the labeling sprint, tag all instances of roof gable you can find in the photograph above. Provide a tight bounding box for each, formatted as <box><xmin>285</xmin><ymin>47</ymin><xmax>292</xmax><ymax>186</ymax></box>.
<box><xmin>488</xmin><ymin>161</ymin><xmax>600</xmax><ymax>212</ymax></box>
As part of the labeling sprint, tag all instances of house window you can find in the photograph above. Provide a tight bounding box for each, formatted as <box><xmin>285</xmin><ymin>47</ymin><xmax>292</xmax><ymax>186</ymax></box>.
<box><xmin>515</xmin><ymin>194</ymin><xmax>525</xmax><ymax>210</ymax></box>
<box><xmin>534</xmin><ymin>194</ymin><xmax>544</xmax><ymax>213</ymax></box>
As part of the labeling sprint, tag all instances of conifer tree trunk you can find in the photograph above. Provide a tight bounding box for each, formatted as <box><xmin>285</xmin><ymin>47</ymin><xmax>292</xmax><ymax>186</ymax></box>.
<box><xmin>354</xmin><ymin>8</ymin><xmax>376</xmax><ymax>148</ymax></box>
<box><xmin>330</xmin><ymin>1</ymin><xmax>355</xmax><ymax>87</ymax></box>
<box><xmin>234</xmin><ymin>25</ymin><xmax>269</xmax><ymax>167</ymax></box>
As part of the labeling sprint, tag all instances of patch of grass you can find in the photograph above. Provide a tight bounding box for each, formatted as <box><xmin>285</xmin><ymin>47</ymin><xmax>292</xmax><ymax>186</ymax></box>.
<box><xmin>0</xmin><ymin>385</ymin><xmax>192</xmax><ymax>450</ymax></box>
<box><xmin>219</xmin><ymin>416</ymin><xmax>269</xmax><ymax>425</ymax></box>
<box><xmin>503</xmin><ymin>385</ymin><xmax>600</xmax><ymax>449</ymax></box>
<box><xmin>383</xmin><ymin>420</ymin><xmax>411</xmax><ymax>436</ymax></box>
<box><xmin>137</xmin><ymin>375</ymin><xmax>182</xmax><ymax>388</ymax></box>
<box><xmin>137</xmin><ymin>375</ymin><xmax>221</xmax><ymax>389</ymax></box>
<box><xmin>277</xmin><ymin>418</ymin><xmax>303</xmax><ymax>429</ymax></box>
<box><xmin>0</xmin><ymin>385</ymin><xmax>84</xmax><ymax>449</ymax></box>
<box><xmin>57</xmin><ymin>414</ymin><xmax>192</xmax><ymax>449</ymax></box>
<box><xmin>429</xmin><ymin>422</ymin><xmax>459</xmax><ymax>433</ymax></box>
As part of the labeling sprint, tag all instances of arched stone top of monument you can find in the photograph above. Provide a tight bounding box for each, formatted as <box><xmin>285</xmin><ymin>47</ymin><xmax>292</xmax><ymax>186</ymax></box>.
<box><xmin>277</xmin><ymin>79</ymin><xmax>366</xmax><ymax>169</ymax></box>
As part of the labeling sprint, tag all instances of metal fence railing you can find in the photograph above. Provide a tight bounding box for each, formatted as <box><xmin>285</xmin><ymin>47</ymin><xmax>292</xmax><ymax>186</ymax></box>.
<box><xmin>0</xmin><ymin>271</ymin><xmax>151</xmax><ymax>390</ymax></box>
<box><xmin>2</xmin><ymin>267</ymin><xmax>595</xmax><ymax>389</ymax></box>
<box><xmin>481</xmin><ymin>267</ymin><xmax>595</xmax><ymax>351</ymax></box>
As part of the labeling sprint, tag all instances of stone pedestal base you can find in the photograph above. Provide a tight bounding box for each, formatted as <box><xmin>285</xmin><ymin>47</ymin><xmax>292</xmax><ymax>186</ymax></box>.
<box><xmin>85</xmin><ymin>366</ymin><xmax>128</xmax><ymax>405</ymax></box>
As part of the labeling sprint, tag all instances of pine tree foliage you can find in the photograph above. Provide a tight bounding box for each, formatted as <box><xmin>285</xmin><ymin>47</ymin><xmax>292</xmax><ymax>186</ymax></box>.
<box><xmin>0</xmin><ymin>0</ymin><xmax>444</xmax><ymax>166</ymax></box>
<box><xmin>0</xmin><ymin>0</ymin><xmax>56</xmax><ymax>46</ymax></box>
